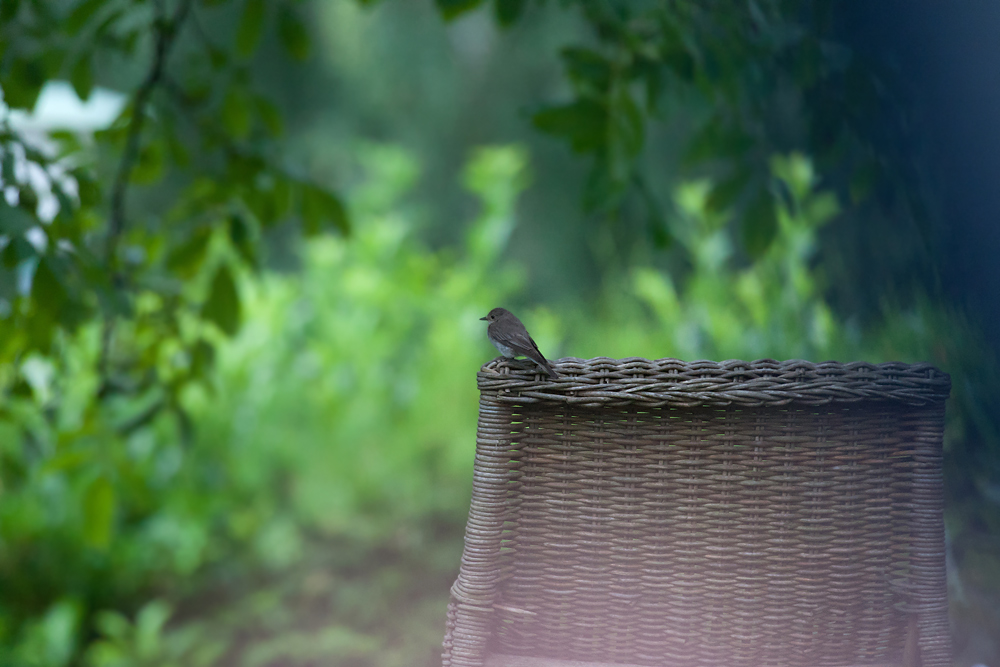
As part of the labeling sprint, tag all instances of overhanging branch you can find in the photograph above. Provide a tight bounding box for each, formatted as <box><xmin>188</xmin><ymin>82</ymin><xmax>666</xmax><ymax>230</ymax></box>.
<box><xmin>105</xmin><ymin>0</ymin><xmax>194</xmax><ymax>272</ymax></box>
<box><xmin>100</xmin><ymin>0</ymin><xmax>193</xmax><ymax>379</ymax></box>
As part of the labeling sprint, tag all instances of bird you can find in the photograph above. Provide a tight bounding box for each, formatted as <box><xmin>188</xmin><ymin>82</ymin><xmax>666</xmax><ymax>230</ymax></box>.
<box><xmin>480</xmin><ymin>307</ymin><xmax>559</xmax><ymax>378</ymax></box>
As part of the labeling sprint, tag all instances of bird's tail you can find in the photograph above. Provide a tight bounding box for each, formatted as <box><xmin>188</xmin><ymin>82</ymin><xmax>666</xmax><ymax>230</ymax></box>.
<box><xmin>531</xmin><ymin>353</ymin><xmax>559</xmax><ymax>378</ymax></box>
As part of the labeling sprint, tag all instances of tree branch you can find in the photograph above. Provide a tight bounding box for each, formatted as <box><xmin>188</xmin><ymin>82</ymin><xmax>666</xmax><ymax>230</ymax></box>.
<box><xmin>100</xmin><ymin>0</ymin><xmax>193</xmax><ymax>380</ymax></box>
<box><xmin>105</xmin><ymin>0</ymin><xmax>194</xmax><ymax>271</ymax></box>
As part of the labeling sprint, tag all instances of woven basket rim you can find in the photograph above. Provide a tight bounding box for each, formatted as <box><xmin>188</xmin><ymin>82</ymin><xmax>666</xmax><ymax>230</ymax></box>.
<box><xmin>478</xmin><ymin>357</ymin><xmax>950</xmax><ymax>408</ymax></box>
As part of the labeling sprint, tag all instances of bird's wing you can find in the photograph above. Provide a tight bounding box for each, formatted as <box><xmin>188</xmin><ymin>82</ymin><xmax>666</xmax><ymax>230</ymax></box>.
<box><xmin>498</xmin><ymin>330</ymin><xmax>550</xmax><ymax>366</ymax></box>
<box><xmin>491</xmin><ymin>327</ymin><xmax>535</xmax><ymax>354</ymax></box>
<box><xmin>526</xmin><ymin>335</ymin><xmax>548</xmax><ymax>361</ymax></box>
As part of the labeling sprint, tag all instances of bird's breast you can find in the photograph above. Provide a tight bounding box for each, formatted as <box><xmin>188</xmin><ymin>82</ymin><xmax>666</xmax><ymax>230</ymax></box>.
<box><xmin>490</xmin><ymin>339</ymin><xmax>517</xmax><ymax>358</ymax></box>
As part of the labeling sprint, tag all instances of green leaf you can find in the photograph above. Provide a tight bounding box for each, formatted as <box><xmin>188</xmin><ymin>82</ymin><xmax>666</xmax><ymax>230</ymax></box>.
<box><xmin>118</xmin><ymin>398</ymin><xmax>165</xmax><ymax>435</ymax></box>
<box><xmin>208</xmin><ymin>46</ymin><xmax>228</xmax><ymax>69</ymax></box>
<box><xmin>248</xmin><ymin>175</ymin><xmax>294</xmax><ymax>226</ymax></box>
<box><xmin>494</xmin><ymin>0</ymin><xmax>526</xmax><ymax>26</ymax></box>
<box><xmin>221</xmin><ymin>88</ymin><xmax>252</xmax><ymax>139</ymax></box>
<box><xmin>166</xmin><ymin>226</ymin><xmax>212</xmax><ymax>278</ymax></box>
<box><xmin>73</xmin><ymin>169</ymin><xmax>102</xmax><ymax>207</ymax></box>
<box><xmin>135</xmin><ymin>601</ymin><xmax>171</xmax><ymax>660</ymax></box>
<box><xmin>131</xmin><ymin>140</ymin><xmax>165</xmax><ymax>185</ymax></box>
<box><xmin>435</xmin><ymin>0</ymin><xmax>485</xmax><ymax>21</ymax></box>
<box><xmin>609</xmin><ymin>86</ymin><xmax>644</xmax><ymax>158</ymax></box>
<box><xmin>743</xmin><ymin>189</ymin><xmax>778</xmax><ymax>258</ymax></box>
<box><xmin>42</xmin><ymin>449</ymin><xmax>93</xmax><ymax>474</ymax></box>
<box><xmin>37</xmin><ymin>600</ymin><xmax>80</xmax><ymax>666</ymax></box>
<box><xmin>255</xmin><ymin>95</ymin><xmax>284</xmax><ymax>137</ymax></box>
<box><xmin>70</xmin><ymin>54</ymin><xmax>94</xmax><ymax>101</ymax></box>
<box><xmin>227</xmin><ymin>151</ymin><xmax>265</xmax><ymax>183</ymax></box>
<box><xmin>166</xmin><ymin>129</ymin><xmax>191</xmax><ymax>167</ymax></box>
<box><xmin>2</xmin><ymin>236</ymin><xmax>37</xmax><ymax>269</ymax></box>
<box><xmin>228</xmin><ymin>212</ymin><xmax>257</xmax><ymax>267</ymax></box>
<box><xmin>11</xmin><ymin>377</ymin><xmax>33</xmax><ymax>397</ymax></box>
<box><xmin>706</xmin><ymin>168</ymin><xmax>751</xmax><ymax>213</ymax></box>
<box><xmin>0</xmin><ymin>200</ymin><xmax>35</xmax><ymax>236</ymax></box>
<box><xmin>683</xmin><ymin>120</ymin><xmax>753</xmax><ymax>167</ymax></box>
<box><xmin>664</xmin><ymin>46</ymin><xmax>695</xmax><ymax>82</ymax></box>
<box><xmin>635</xmin><ymin>178</ymin><xmax>670</xmax><ymax>248</ymax></box>
<box><xmin>273</xmin><ymin>176</ymin><xmax>293</xmax><ymax>220</ymax></box>
<box><xmin>2</xmin><ymin>147</ymin><xmax>15</xmax><ymax>184</ymax></box>
<box><xmin>66</xmin><ymin>0</ymin><xmax>105</xmax><ymax>34</ymax></box>
<box><xmin>1</xmin><ymin>0</ymin><xmax>21</xmax><ymax>22</ymax></box>
<box><xmin>532</xmin><ymin>99</ymin><xmax>607</xmax><ymax>154</ymax></box>
<box><xmin>278</xmin><ymin>4</ymin><xmax>310</xmax><ymax>61</ymax></box>
<box><xmin>50</xmin><ymin>130</ymin><xmax>83</xmax><ymax>159</ymax></box>
<box><xmin>94</xmin><ymin>107</ymin><xmax>130</xmax><ymax>151</ymax></box>
<box><xmin>18</xmin><ymin>186</ymin><xmax>38</xmax><ymax>214</ymax></box>
<box><xmin>300</xmin><ymin>184</ymin><xmax>349</xmax><ymax>236</ymax></box>
<box><xmin>632</xmin><ymin>58</ymin><xmax>664</xmax><ymax>111</ymax></box>
<box><xmin>83</xmin><ymin>475</ymin><xmax>115</xmax><ymax>550</ymax></box>
<box><xmin>95</xmin><ymin>611</ymin><xmax>130</xmax><ymax>641</ymax></box>
<box><xmin>50</xmin><ymin>184</ymin><xmax>76</xmax><ymax>222</ymax></box>
<box><xmin>201</xmin><ymin>264</ymin><xmax>241</xmax><ymax>336</ymax></box>
<box><xmin>649</xmin><ymin>209</ymin><xmax>671</xmax><ymax>248</ymax></box>
<box><xmin>31</xmin><ymin>257</ymin><xmax>68</xmax><ymax>310</ymax></box>
<box><xmin>1</xmin><ymin>57</ymin><xmax>46</xmax><ymax>109</ymax></box>
<box><xmin>41</xmin><ymin>45</ymin><xmax>68</xmax><ymax>80</ymax></box>
<box><xmin>235</xmin><ymin>0</ymin><xmax>266</xmax><ymax>59</ymax></box>
<box><xmin>561</xmin><ymin>47</ymin><xmax>611</xmax><ymax>97</ymax></box>
<box><xmin>190</xmin><ymin>339</ymin><xmax>215</xmax><ymax>377</ymax></box>
<box><xmin>582</xmin><ymin>163</ymin><xmax>626</xmax><ymax>214</ymax></box>
<box><xmin>604</xmin><ymin>85</ymin><xmax>644</xmax><ymax>185</ymax></box>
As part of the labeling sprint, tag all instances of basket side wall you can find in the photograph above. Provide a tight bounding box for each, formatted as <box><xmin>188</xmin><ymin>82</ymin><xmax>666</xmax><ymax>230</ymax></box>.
<box><xmin>484</xmin><ymin>404</ymin><xmax>948</xmax><ymax>666</ymax></box>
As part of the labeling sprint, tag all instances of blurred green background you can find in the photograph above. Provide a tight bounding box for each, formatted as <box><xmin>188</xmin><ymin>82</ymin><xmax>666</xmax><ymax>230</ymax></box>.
<box><xmin>1</xmin><ymin>0</ymin><xmax>998</xmax><ymax>665</ymax></box>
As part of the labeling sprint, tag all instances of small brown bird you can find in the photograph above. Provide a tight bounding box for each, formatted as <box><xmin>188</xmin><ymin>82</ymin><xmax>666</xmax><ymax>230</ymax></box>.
<box><xmin>480</xmin><ymin>307</ymin><xmax>558</xmax><ymax>378</ymax></box>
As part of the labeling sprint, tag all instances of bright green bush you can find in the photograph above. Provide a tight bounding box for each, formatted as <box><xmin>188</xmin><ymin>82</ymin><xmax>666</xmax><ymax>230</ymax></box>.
<box><xmin>0</xmin><ymin>142</ymin><xmax>531</xmax><ymax>666</ymax></box>
<box><xmin>565</xmin><ymin>153</ymin><xmax>841</xmax><ymax>362</ymax></box>
<box><xmin>190</xmin><ymin>143</ymin><xmax>531</xmax><ymax>537</ymax></box>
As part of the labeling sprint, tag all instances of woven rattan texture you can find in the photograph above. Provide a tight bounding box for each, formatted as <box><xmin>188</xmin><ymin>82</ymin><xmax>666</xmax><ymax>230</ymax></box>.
<box><xmin>442</xmin><ymin>359</ymin><xmax>950</xmax><ymax>667</ymax></box>
<box><xmin>477</xmin><ymin>357</ymin><xmax>950</xmax><ymax>408</ymax></box>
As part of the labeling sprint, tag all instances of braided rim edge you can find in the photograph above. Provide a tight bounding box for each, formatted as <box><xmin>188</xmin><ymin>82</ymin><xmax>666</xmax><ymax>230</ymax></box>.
<box><xmin>478</xmin><ymin>357</ymin><xmax>951</xmax><ymax>407</ymax></box>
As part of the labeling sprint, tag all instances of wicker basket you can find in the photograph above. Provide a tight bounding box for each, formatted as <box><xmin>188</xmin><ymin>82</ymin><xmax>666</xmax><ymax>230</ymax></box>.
<box><xmin>442</xmin><ymin>358</ymin><xmax>951</xmax><ymax>667</ymax></box>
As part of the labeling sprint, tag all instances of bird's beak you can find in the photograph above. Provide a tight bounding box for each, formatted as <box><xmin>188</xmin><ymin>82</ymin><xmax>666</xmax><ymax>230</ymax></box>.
<box><xmin>479</xmin><ymin>316</ymin><xmax>488</xmax><ymax>321</ymax></box>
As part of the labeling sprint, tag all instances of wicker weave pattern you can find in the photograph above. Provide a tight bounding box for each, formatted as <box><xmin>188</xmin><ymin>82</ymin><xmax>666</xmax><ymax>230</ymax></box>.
<box><xmin>442</xmin><ymin>359</ymin><xmax>950</xmax><ymax>667</ymax></box>
<box><xmin>478</xmin><ymin>358</ymin><xmax>950</xmax><ymax>408</ymax></box>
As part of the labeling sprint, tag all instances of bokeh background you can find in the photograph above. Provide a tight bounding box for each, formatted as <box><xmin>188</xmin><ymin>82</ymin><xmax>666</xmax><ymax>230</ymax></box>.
<box><xmin>1</xmin><ymin>1</ymin><xmax>998</xmax><ymax>665</ymax></box>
